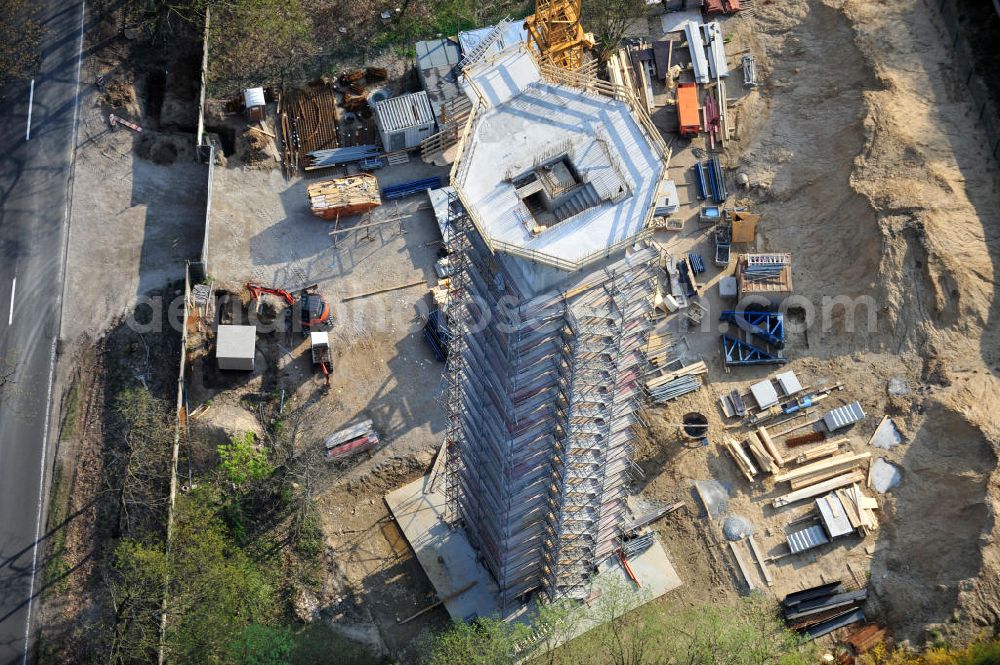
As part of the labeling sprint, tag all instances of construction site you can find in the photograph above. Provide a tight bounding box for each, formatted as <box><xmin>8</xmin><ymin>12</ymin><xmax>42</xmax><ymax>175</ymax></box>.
<box><xmin>59</xmin><ymin>0</ymin><xmax>1000</xmax><ymax>661</ymax></box>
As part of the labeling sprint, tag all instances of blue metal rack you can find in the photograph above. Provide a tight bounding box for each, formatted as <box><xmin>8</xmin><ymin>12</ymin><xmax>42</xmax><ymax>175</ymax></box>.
<box><xmin>720</xmin><ymin>310</ymin><xmax>784</xmax><ymax>348</ymax></box>
<box><xmin>721</xmin><ymin>334</ymin><xmax>787</xmax><ymax>366</ymax></box>
<box><xmin>709</xmin><ymin>156</ymin><xmax>728</xmax><ymax>203</ymax></box>
<box><xmin>381</xmin><ymin>176</ymin><xmax>443</xmax><ymax>200</ymax></box>
<box><xmin>693</xmin><ymin>163</ymin><xmax>708</xmax><ymax>200</ymax></box>
<box><xmin>688</xmin><ymin>253</ymin><xmax>706</xmax><ymax>274</ymax></box>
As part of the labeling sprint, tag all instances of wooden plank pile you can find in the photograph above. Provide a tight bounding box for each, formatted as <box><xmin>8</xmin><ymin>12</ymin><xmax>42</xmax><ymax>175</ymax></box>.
<box><xmin>772</xmin><ymin>451</ymin><xmax>872</xmax><ymax>507</ymax></box>
<box><xmin>646</xmin><ymin>360</ymin><xmax>707</xmax><ymax>403</ymax></box>
<box><xmin>324</xmin><ymin>419</ymin><xmax>379</xmax><ymax>461</ymax></box>
<box><xmin>722</xmin><ymin>427</ymin><xmax>785</xmax><ymax>483</ymax></box>
<box><xmin>845</xmin><ymin>624</ymin><xmax>888</xmax><ymax>655</ymax></box>
<box><xmin>307</xmin><ymin>174</ymin><xmax>382</xmax><ymax>219</ymax></box>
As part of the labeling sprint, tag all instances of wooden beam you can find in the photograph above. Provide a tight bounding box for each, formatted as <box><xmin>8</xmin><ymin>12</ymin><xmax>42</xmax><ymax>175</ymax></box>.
<box><xmin>772</xmin><ymin>415</ymin><xmax>822</xmax><ymax>438</ymax></box>
<box><xmin>789</xmin><ymin>465</ymin><xmax>862</xmax><ymax>491</ymax></box>
<box><xmin>774</xmin><ymin>452</ymin><xmax>872</xmax><ymax>483</ymax></box>
<box><xmin>747</xmin><ymin>438</ymin><xmax>776</xmax><ymax>475</ymax></box>
<box><xmin>725</xmin><ymin>439</ymin><xmax>757</xmax><ymax>482</ymax></box>
<box><xmin>773</xmin><ymin>472</ymin><xmax>866</xmax><ymax>508</ymax></box>
<box><xmin>748</xmin><ymin>536</ymin><xmax>773</xmax><ymax>587</ymax></box>
<box><xmin>756</xmin><ymin>427</ymin><xmax>784</xmax><ymax>466</ymax></box>
<box><xmin>341</xmin><ymin>279</ymin><xmax>426</xmax><ymax>302</ymax></box>
<box><xmin>730</xmin><ymin>540</ymin><xmax>757</xmax><ymax>591</ymax></box>
<box><xmin>794</xmin><ymin>438</ymin><xmax>847</xmax><ymax>464</ymax></box>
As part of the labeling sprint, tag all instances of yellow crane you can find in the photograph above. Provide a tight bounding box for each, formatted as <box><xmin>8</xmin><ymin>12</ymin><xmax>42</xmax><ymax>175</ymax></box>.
<box><xmin>524</xmin><ymin>0</ymin><xmax>595</xmax><ymax>71</ymax></box>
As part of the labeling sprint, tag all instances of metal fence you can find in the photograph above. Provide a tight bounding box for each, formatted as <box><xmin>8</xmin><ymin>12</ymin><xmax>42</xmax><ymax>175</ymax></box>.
<box><xmin>931</xmin><ymin>0</ymin><xmax>1000</xmax><ymax>160</ymax></box>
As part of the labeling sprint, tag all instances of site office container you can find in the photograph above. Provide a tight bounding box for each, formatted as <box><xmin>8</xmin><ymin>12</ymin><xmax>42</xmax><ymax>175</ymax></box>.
<box><xmin>676</xmin><ymin>83</ymin><xmax>700</xmax><ymax>138</ymax></box>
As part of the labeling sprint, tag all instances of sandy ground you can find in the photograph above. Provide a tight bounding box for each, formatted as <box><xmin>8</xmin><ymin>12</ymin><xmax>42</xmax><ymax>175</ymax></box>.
<box><xmin>635</xmin><ymin>0</ymin><xmax>1000</xmax><ymax>647</ymax></box>
<box><xmin>201</xmin><ymin>158</ymin><xmax>451</xmax><ymax>474</ymax></box>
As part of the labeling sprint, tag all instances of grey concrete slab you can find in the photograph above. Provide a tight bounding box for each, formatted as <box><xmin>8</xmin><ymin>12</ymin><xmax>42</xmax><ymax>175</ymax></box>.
<box><xmin>386</xmin><ymin>475</ymin><xmax>683</xmax><ymax>647</ymax></box>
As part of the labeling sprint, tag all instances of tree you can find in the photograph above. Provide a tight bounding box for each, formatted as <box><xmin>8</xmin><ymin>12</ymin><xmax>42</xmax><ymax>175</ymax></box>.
<box><xmin>104</xmin><ymin>540</ymin><xmax>171</xmax><ymax>665</ymax></box>
<box><xmin>581</xmin><ymin>0</ymin><xmax>648</xmax><ymax>62</ymax></box>
<box><xmin>110</xmin><ymin>388</ymin><xmax>175</xmax><ymax>537</ymax></box>
<box><xmin>219</xmin><ymin>432</ymin><xmax>273</xmax><ymax>488</ymax></box>
<box><xmin>421</xmin><ymin>617</ymin><xmax>532</xmax><ymax>665</ymax></box>
<box><xmin>656</xmin><ymin>593</ymin><xmax>815</xmax><ymax>665</ymax></box>
<box><xmin>592</xmin><ymin>577</ymin><xmax>660</xmax><ymax>665</ymax></box>
<box><xmin>165</xmin><ymin>490</ymin><xmax>279</xmax><ymax>664</ymax></box>
<box><xmin>535</xmin><ymin>598</ymin><xmax>584</xmax><ymax>665</ymax></box>
<box><xmin>225</xmin><ymin>624</ymin><xmax>293</xmax><ymax>665</ymax></box>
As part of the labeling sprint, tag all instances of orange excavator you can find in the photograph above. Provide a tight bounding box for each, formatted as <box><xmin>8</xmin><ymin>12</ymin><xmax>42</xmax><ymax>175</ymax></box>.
<box><xmin>245</xmin><ymin>283</ymin><xmax>333</xmax><ymax>332</ymax></box>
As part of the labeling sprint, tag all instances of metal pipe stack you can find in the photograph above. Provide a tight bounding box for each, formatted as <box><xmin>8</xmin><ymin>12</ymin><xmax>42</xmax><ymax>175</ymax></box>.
<box><xmin>306</xmin><ymin>145</ymin><xmax>382</xmax><ymax>169</ymax></box>
<box><xmin>648</xmin><ymin>375</ymin><xmax>702</xmax><ymax>403</ymax></box>
<box><xmin>743</xmin><ymin>254</ymin><xmax>788</xmax><ymax>281</ymax></box>
<box><xmin>621</xmin><ymin>532</ymin><xmax>655</xmax><ymax>558</ymax></box>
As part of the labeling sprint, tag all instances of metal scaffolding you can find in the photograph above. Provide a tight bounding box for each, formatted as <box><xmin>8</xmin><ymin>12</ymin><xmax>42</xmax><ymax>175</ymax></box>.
<box><xmin>443</xmin><ymin>188</ymin><xmax>657</xmax><ymax>611</ymax></box>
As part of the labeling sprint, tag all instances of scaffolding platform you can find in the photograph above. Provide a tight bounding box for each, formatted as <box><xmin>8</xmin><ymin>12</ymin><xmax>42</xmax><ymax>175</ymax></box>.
<box><xmin>386</xmin><ymin>475</ymin><xmax>682</xmax><ymax>643</ymax></box>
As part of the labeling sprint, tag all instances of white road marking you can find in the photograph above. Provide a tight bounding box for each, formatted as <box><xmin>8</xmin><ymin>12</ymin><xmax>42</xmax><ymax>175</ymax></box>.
<box><xmin>7</xmin><ymin>278</ymin><xmax>15</xmax><ymax>325</ymax></box>
<box><xmin>25</xmin><ymin>80</ymin><xmax>34</xmax><ymax>141</ymax></box>
<box><xmin>23</xmin><ymin>2</ymin><xmax>86</xmax><ymax>662</ymax></box>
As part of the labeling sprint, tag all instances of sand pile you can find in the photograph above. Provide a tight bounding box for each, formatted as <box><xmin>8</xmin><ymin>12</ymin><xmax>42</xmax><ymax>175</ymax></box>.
<box><xmin>728</xmin><ymin>0</ymin><xmax>1000</xmax><ymax>643</ymax></box>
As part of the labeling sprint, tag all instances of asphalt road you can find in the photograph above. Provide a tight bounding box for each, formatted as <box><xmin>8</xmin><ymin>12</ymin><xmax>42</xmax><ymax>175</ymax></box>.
<box><xmin>0</xmin><ymin>0</ymin><xmax>85</xmax><ymax>662</ymax></box>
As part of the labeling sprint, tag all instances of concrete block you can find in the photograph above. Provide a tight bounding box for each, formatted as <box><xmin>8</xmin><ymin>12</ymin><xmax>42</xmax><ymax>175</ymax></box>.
<box><xmin>217</xmin><ymin>324</ymin><xmax>256</xmax><ymax>371</ymax></box>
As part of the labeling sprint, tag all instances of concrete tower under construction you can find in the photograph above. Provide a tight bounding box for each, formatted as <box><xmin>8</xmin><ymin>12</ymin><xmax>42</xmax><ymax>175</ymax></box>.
<box><xmin>442</xmin><ymin>46</ymin><xmax>668</xmax><ymax>611</ymax></box>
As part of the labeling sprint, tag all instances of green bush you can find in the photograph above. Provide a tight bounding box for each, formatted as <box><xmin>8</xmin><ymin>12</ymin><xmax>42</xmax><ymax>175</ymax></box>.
<box><xmin>219</xmin><ymin>432</ymin><xmax>274</xmax><ymax>487</ymax></box>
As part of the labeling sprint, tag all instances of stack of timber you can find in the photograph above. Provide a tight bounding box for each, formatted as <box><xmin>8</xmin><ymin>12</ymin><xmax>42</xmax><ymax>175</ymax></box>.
<box><xmin>783</xmin><ymin>582</ymin><xmax>867</xmax><ymax>639</ymax></box>
<box><xmin>773</xmin><ymin>451</ymin><xmax>871</xmax><ymax>493</ymax></box>
<box><xmin>793</xmin><ymin>438</ymin><xmax>847</xmax><ymax>464</ymax></box>
<box><xmin>771</xmin><ymin>446</ymin><xmax>873</xmax><ymax>508</ymax></box>
<box><xmin>745</xmin><ymin>433</ymin><xmax>778</xmax><ymax>475</ymax></box>
<box><xmin>823</xmin><ymin>483</ymin><xmax>879</xmax><ymax>537</ymax></box>
<box><xmin>325</xmin><ymin>419</ymin><xmax>379</xmax><ymax>460</ymax></box>
<box><xmin>773</xmin><ymin>471</ymin><xmax>865</xmax><ymax>508</ymax></box>
<box><xmin>646</xmin><ymin>360</ymin><xmax>706</xmax><ymax>391</ymax></box>
<box><xmin>645</xmin><ymin>331</ymin><xmax>678</xmax><ymax>368</ymax></box>
<box><xmin>307</xmin><ymin>174</ymin><xmax>382</xmax><ymax>219</ymax></box>
<box><xmin>725</xmin><ymin>438</ymin><xmax>758</xmax><ymax>483</ymax></box>
<box><xmin>845</xmin><ymin>624</ymin><xmax>888</xmax><ymax>655</ymax></box>
<box><xmin>728</xmin><ymin>429</ymin><xmax>784</xmax><ymax>482</ymax></box>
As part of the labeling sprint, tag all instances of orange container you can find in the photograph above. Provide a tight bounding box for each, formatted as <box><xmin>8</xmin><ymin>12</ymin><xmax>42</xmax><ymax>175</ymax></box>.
<box><xmin>676</xmin><ymin>83</ymin><xmax>700</xmax><ymax>138</ymax></box>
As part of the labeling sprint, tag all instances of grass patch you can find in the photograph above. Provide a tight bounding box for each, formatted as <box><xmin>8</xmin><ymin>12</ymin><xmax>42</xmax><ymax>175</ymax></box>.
<box><xmin>60</xmin><ymin>375</ymin><xmax>82</xmax><ymax>442</ymax></box>
<box><xmin>41</xmin><ymin>463</ymin><xmax>70</xmax><ymax>596</ymax></box>
<box><xmin>291</xmin><ymin>622</ymin><xmax>380</xmax><ymax>665</ymax></box>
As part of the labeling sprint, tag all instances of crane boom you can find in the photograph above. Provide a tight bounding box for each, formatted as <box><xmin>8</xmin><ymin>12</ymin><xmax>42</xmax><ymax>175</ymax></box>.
<box><xmin>524</xmin><ymin>0</ymin><xmax>594</xmax><ymax>71</ymax></box>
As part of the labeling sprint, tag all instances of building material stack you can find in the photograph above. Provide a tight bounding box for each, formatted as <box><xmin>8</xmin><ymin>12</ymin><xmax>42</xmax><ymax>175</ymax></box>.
<box><xmin>736</xmin><ymin>253</ymin><xmax>793</xmax><ymax>306</ymax></box>
<box><xmin>306</xmin><ymin>174</ymin><xmax>382</xmax><ymax>219</ymax></box>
